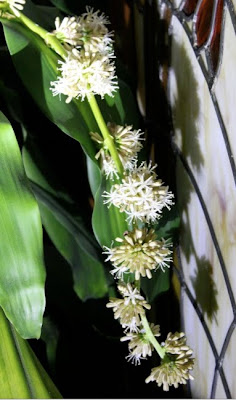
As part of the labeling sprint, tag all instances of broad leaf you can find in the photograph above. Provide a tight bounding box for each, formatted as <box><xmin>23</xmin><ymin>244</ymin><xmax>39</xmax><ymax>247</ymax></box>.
<box><xmin>90</xmin><ymin>162</ymin><xmax>128</xmax><ymax>247</ymax></box>
<box><xmin>0</xmin><ymin>111</ymin><xmax>45</xmax><ymax>339</ymax></box>
<box><xmin>141</xmin><ymin>269</ymin><xmax>170</xmax><ymax>303</ymax></box>
<box><xmin>22</xmin><ymin>144</ymin><xmax>108</xmax><ymax>300</ymax></box>
<box><xmin>0</xmin><ymin>308</ymin><xmax>61</xmax><ymax>398</ymax></box>
<box><xmin>141</xmin><ymin>207</ymin><xmax>180</xmax><ymax>302</ymax></box>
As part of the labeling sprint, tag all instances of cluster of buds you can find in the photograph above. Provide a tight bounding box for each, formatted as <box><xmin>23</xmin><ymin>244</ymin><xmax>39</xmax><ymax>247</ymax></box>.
<box><xmin>90</xmin><ymin>123</ymin><xmax>144</xmax><ymax>180</ymax></box>
<box><xmin>103</xmin><ymin>228</ymin><xmax>172</xmax><ymax>280</ymax></box>
<box><xmin>106</xmin><ymin>283</ymin><xmax>151</xmax><ymax>333</ymax></box>
<box><xmin>145</xmin><ymin>332</ymin><xmax>194</xmax><ymax>391</ymax></box>
<box><xmin>50</xmin><ymin>7</ymin><xmax>118</xmax><ymax>102</ymax></box>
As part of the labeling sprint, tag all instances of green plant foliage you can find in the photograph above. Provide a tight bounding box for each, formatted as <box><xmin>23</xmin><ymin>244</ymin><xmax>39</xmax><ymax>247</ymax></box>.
<box><xmin>2</xmin><ymin>19</ymin><xmax>98</xmax><ymax>159</ymax></box>
<box><xmin>141</xmin><ymin>269</ymin><xmax>170</xmax><ymax>304</ymax></box>
<box><xmin>141</xmin><ymin>206</ymin><xmax>180</xmax><ymax>303</ymax></box>
<box><xmin>2</xmin><ymin>8</ymin><xmax>171</xmax><ymax>305</ymax></box>
<box><xmin>87</xmin><ymin>157</ymin><xmax>129</xmax><ymax>247</ymax></box>
<box><xmin>154</xmin><ymin>205</ymin><xmax>180</xmax><ymax>243</ymax></box>
<box><xmin>0</xmin><ymin>111</ymin><xmax>45</xmax><ymax>339</ymax></box>
<box><xmin>0</xmin><ymin>308</ymin><xmax>61</xmax><ymax>398</ymax></box>
<box><xmin>22</xmin><ymin>144</ymin><xmax>108</xmax><ymax>300</ymax></box>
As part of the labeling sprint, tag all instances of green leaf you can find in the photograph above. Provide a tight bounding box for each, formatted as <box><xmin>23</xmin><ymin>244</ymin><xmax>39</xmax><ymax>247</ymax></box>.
<box><xmin>141</xmin><ymin>269</ymin><xmax>170</xmax><ymax>304</ymax></box>
<box><xmin>0</xmin><ymin>111</ymin><xmax>45</xmax><ymax>339</ymax></box>
<box><xmin>38</xmin><ymin>199</ymin><xmax>108</xmax><ymax>300</ymax></box>
<box><xmin>99</xmin><ymin>80</ymin><xmax>140</xmax><ymax>129</ymax></box>
<box><xmin>41</xmin><ymin>316</ymin><xmax>59</xmax><ymax>376</ymax></box>
<box><xmin>22</xmin><ymin>145</ymin><xmax>108</xmax><ymax>301</ymax></box>
<box><xmin>141</xmin><ymin>207</ymin><xmax>180</xmax><ymax>302</ymax></box>
<box><xmin>154</xmin><ymin>205</ymin><xmax>180</xmax><ymax>242</ymax></box>
<box><xmin>0</xmin><ymin>308</ymin><xmax>61</xmax><ymax>399</ymax></box>
<box><xmin>87</xmin><ymin>157</ymin><xmax>128</xmax><ymax>247</ymax></box>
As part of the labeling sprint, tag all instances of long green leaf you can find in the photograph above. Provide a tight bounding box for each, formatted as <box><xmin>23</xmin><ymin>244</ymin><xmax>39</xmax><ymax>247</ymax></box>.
<box><xmin>87</xmin><ymin>158</ymin><xmax>128</xmax><ymax>247</ymax></box>
<box><xmin>0</xmin><ymin>308</ymin><xmax>61</xmax><ymax>399</ymax></box>
<box><xmin>0</xmin><ymin>111</ymin><xmax>45</xmax><ymax>339</ymax></box>
<box><xmin>22</xmin><ymin>144</ymin><xmax>108</xmax><ymax>300</ymax></box>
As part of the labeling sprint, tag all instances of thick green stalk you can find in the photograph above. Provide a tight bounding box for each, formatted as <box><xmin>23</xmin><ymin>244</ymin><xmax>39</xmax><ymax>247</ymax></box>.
<box><xmin>17</xmin><ymin>12</ymin><xmax>68</xmax><ymax>59</ymax></box>
<box><xmin>87</xmin><ymin>94</ymin><xmax>124</xmax><ymax>176</ymax></box>
<box><xmin>141</xmin><ymin>314</ymin><xmax>166</xmax><ymax>359</ymax></box>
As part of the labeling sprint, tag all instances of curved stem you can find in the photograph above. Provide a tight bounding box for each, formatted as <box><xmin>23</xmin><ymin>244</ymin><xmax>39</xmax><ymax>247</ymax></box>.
<box><xmin>87</xmin><ymin>94</ymin><xmax>123</xmax><ymax>176</ymax></box>
<box><xmin>16</xmin><ymin>12</ymin><xmax>123</xmax><ymax>176</ymax></box>
<box><xmin>17</xmin><ymin>12</ymin><xmax>68</xmax><ymax>59</ymax></box>
<box><xmin>141</xmin><ymin>314</ymin><xmax>166</xmax><ymax>359</ymax></box>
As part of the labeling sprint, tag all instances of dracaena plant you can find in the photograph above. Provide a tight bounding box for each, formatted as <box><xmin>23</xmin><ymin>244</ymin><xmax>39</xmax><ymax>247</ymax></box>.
<box><xmin>0</xmin><ymin>0</ymin><xmax>194</xmax><ymax>395</ymax></box>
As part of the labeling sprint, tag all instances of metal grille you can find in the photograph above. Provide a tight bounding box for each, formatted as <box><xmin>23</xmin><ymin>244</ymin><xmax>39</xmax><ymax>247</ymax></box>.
<box><xmin>156</xmin><ymin>0</ymin><xmax>236</xmax><ymax>397</ymax></box>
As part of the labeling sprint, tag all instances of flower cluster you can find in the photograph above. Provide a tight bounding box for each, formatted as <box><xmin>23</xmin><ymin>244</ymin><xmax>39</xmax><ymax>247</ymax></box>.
<box><xmin>106</xmin><ymin>283</ymin><xmax>151</xmax><ymax>333</ymax></box>
<box><xmin>121</xmin><ymin>323</ymin><xmax>160</xmax><ymax>365</ymax></box>
<box><xmin>53</xmin><ymin>7</ymin><xmax>113</xmax><ymax>52</ymax></box>
<box><xmin>50</xmin><ymin>7</ymin><xmax>117</xmax><ymax>101</ymax></box>
<box><xmin>0</xmin><ymin>0</ymin><xmax>25</xmax><ymax>17</ymax></box>
<box><xmin>90</xmin><ymin>123</ymin><xmax>144</xmax><ymax>180</ymax></box>
<box><xmin>104</xmin><ymin>228</ymin><xmax>172</xmax><ymax>280</ymax></box>
<box><xmin>145</xmin><ymin>332</ymin><xmax>194</xmax><ymax>391</ymax></box>
<box><xmin>103</xmin><ymin>162</ymin><xmax>174</xmax><ymax>223</ymax></box>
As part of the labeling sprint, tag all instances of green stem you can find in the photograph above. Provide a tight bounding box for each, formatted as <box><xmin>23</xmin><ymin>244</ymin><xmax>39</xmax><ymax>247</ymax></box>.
<box><xmin>17</xmin><ymin>12</ymin><xmax>68</xmax><ymax>60</ymax></box>
<box><xmin>141</xmin><ymin>314</ymin><xmax>166</xmax><ymax>359</ymax></box>
<box><xmin>87</xmin><ymin>94</ymin><xmax>123</xmax><ymax>176</ymax></box>
<box><xmin>16</xmin><ymin>12</ymin><xmax>123</xmax><ymax>176</ymax></box>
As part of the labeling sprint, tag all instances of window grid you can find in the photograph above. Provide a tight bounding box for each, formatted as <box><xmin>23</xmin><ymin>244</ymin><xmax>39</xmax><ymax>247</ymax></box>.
<box><xmin>157</xmin><ymin>0</ymin><xmax>236</xmax><ymax>397</ymax></box>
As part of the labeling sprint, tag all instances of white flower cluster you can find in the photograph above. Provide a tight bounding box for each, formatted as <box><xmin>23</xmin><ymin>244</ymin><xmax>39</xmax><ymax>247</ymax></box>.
<box><xmin>103</xmin><ymin>228</ymin><xmax>172</xmax><ymax>280</ymax></box>
<box><xmin>0</xmin><ymin>0</ymin><xmax>25</xmax><ymax>17</ymax></box>
<box><xmin>121</xmin><ymin>323</ymin><xmax>160</xmax><ymax>365</ymax></box>
<box><xmin>103</xmin><ymin>161</ymin><xmax>174</xmax><ymax>224</ymax></box>
<box><xmin>145</xmin><ymin>332</ymin><xmax>194</xmax><ymax>391</ymax></box>
<box><xmin>50</xmin><ymin>7</ymin><xmax>117</xmax><ymax>102</ymax></box>
<box><xmin>106</xmin><ymin>283</ymin><xmax>151</xmax><ymax>333</ymax></box>
<box><xmin>90</xmin><ymin>123</ymin><xmax>144</xmax><ymax>180</ymax></box>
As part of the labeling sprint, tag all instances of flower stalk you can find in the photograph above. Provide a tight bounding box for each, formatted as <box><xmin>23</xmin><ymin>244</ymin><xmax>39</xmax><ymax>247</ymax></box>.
<box><xmin>13</xmin><ymin>3</ymin><xmax>194</xmax><ymax>390</ymax></box>
<box><xmin>16</xmin><ymin>11</ymin><xmax>122</xmax><ymax>176</ymax></box>
<box><xmin>141</xmin><ymin>314</ymin><xmax>166</xmax><ymax>359</ymax></box>
<box><xmin>87</xmin><ymin>94</ymin><xmax>124</xmax><ymax>176</ymax></box>
<box><xmin>17</xmin><ymin>12</ymin><xmax>68</xmax><ymax>59</ymax></box>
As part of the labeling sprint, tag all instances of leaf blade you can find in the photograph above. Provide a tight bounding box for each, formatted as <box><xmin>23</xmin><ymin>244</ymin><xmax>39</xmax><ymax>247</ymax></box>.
<box><xmin>0</xmin><ymin>308</ymin><xmax>61</xmax><ymax>399</ymax></box>
<box><xmin>0</xmin><ymin>111</ymin><xmax>45</xmax><ymax>339</ymax></box>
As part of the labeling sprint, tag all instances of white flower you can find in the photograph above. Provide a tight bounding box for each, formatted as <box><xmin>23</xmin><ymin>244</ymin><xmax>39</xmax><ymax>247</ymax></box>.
<box><xmin>53</xmin><ymin>16</ymin><xmax>81</xmax><ymax>47</ymax></box>
<box><xmin>77</xmin><ymin>6</ymin><xmax>113</xmax><ymax>54</ymax></box>
<box><xmin>52</xmin><ymin>8</ymin><xmax>113</xmax><ymax>53</ymax></box>
<box><xmin>90</xmin><ymin>123</ymin><xmax>144</xmax><ymax>180</ymax></box>
<box><xmin>125</xmin><ymin>352</ymin><xmax>146</xmax><ymax>366</ymax></box>
<box><xmin>0</xmin><ymin>0</ymin><xmax>25</xmax><ymax>17</ymax></box>
<box><xmin>106</xmin><ymin>283</ymin><xmax>151</xmax><ymax>332</ymax></box>
<box><xmin>51</xmin><ymin>48</ymin><xmax>118</xmax><ymax>102</ymax></box>
<box><xmin>121</xmin><ymin>323</ymin><xmax>161</xmax><ymax>364</ymax></box>
<box><xmin>103</xmin><ymin>162</ymin><xmax>174</xmax><ymax>223</ymax></box>
<box><xmin>103</xmin><ymin>228</ymin><xmax>172</xmax><ymax>280</ymax></box>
